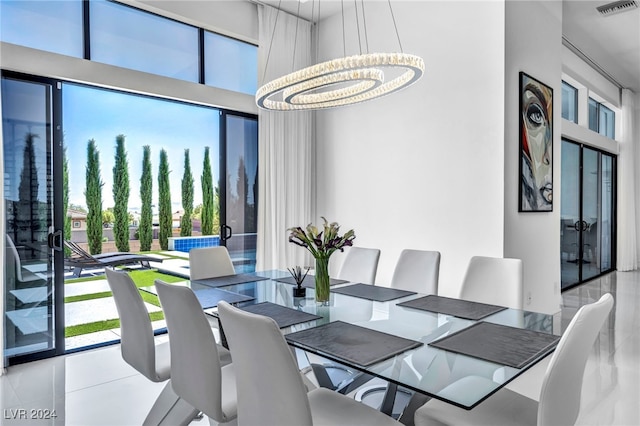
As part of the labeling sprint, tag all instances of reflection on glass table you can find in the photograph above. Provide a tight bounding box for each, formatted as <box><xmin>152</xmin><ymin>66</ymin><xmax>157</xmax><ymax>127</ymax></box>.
<box><xmin>141</xmin><ymin>270</ymin><xmax>558</xmax><ymax>411</ymax></box>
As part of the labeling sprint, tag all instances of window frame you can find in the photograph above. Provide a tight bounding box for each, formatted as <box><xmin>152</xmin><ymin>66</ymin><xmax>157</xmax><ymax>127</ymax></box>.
<box><xmin>561</xmin><ymin>80</ymin><xmax>578</xmax><ymax>123</ymax></box>
<box><xmin>588</xmin><ymin>97</ymin><xmax>616</xmax><ymax>139</ymax></box>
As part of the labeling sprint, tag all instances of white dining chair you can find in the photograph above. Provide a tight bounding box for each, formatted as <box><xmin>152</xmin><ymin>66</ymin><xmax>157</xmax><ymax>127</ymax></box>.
<box><xmin>105</xmin><ymin>268</ymin><xmax>201</xmax><ymax>425</ymax></box>
<box><xmin>390</xmin><ymin>249</ymin><xmax>441</xmax><ymax>295</ymax></box>
<box><xmin>414</xmin><ymin>293</ymin><xmax>614</xmax><ymax>426</ymax></box>
<box><xmin>217</xmin><ymin>301</ymin><xmax>400</xmax><ymax>426</ymax></box>
<box><xmin>155</xmin><ymin>280</ymin><xmax>238</xmax><ymax>425</ymax></box>
<box><xmin>348</xmin><ymin>249</ymin><xmax>440</xmax><ymax>415</ymax></box>
<box><xmin>6</xmin><ymin>235</ymin><xmax>47</xmax><ymax>285</ymax></box>
<box><xmin>459</xmin><ymin>256</ymin><xmax>524</xmax><ymax>309</ymax></box>
<box><xmin>188</xmin><ymin>246</ymin><xmax>235</xmax><ymax>280</ymax></box>
<box><xmin>337</xmin><ymin>246</ymin><xmax>381</xmax><ymax>284</ymax></box>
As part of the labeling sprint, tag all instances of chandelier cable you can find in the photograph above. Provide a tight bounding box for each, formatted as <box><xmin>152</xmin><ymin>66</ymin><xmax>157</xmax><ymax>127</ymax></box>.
<box><xmin>261</xmin><ymin>0</ymin><xmax>282</xmax><ymax>84</ymax></box>
<box><xmin>361</xmin><ymin>0</ymin><xmax>369</xmax><ymax>54</ymax></box>
<box><xmin>312</xmin><ymin>0</ymin><xmax>318</xmax><ymax>64</ymax></box>
<box><xmin>341</xmin><ymin>0</ymin><xmax>346</xmax><ymax>57</ymax></box>
<box><xmin>292</xmin><ymin>0</ymin><xmax>302</xmax><ymax>71</ymax></box>
<box><xmin>354</xmin><ymin>0</ymin><xmax>362</xmax><ymax>55</ymax></box>
<box><xmin>387</xmin><ymin>0</ymin><xmax>403</xmax><ymax>53</ymax></box>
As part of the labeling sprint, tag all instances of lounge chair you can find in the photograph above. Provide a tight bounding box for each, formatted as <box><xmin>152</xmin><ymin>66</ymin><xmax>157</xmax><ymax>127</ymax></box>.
<box><xmin>64</xmin><ymin>240</ymin><xmax>162</xmax><ymax>277</ymax></box>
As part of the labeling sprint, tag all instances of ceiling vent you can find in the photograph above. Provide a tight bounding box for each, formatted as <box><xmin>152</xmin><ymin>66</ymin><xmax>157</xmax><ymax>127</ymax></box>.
<box><xmin>596</xmin><ymin>0</ymin><xmax>638</xmax><ymax>16</ymax></box>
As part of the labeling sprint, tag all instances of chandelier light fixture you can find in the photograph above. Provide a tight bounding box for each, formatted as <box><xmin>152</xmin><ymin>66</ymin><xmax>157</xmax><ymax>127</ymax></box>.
<box><xmin>256</xmin><ymin>0</ymin><xmax>425</xmax><ymax>111</ymax></box>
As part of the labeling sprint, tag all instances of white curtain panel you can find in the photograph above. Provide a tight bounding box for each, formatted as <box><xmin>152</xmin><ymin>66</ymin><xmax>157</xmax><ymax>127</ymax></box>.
<box><xmin>618</xmin><ymin>89</ymin><xmax>638</xmax><ymax>271</ymax></box>
<box><xmin>256</xmin><ymin>5</ymin><xmax>315</xmax><ymax>270</ymax></box>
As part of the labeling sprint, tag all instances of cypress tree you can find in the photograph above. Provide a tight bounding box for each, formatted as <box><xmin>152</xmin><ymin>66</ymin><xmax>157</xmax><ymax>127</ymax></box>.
<box><xmin>139</xmin><ymin>145</ymin><xmax>153</xmax><ymax>251</ymax></box>
<box><xmin>63</xmin><ymin>147</ymin><xmax>71</xmax><ymax>257</ymax></box>
<box><xmin>180</xmin><ymin>149</ymin><xmax>194</xmax><ymax>237</ymax></box>
<box><xmin>85</xmin><ymin>139</ymin><xmax>104</xmax><ymax>254</ymax></box>
<box><xmin>113</xmin><ymin>134</ymin><xmax>130</xmax><ymax>252</ymax></box>
<box><xmin>158</xmin><ymin>149</ymin><xmax>172</xmax><ymax>250</ymax></box>
<box><xmin>201</xmin><ymin>147</ymin><xmax>214</xmax><ymax>235</ymax></box>
<box><xmin>17</xmin><ymin>133</ymin><xmax>40</xmax><ymax>241</ymax></box>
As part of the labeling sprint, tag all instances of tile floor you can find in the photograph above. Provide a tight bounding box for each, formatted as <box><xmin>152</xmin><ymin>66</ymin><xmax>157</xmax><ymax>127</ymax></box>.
<box><xmin>1</xmin><ymin>271</ymin><xmax>639</xmax><ymax>425</ymax></box>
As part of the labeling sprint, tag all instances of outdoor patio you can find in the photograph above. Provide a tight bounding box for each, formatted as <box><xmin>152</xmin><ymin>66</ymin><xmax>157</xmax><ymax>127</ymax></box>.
<box><xmin>64</xmin><ymin>251</ymin><xmax>191</xmax><ymax>350</ymax></box>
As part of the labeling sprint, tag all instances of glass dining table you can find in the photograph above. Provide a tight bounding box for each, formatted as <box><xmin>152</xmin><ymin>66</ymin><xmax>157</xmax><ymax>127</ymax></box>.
<box><xmin>142</xmin><ymin>270</ymin><xmax>558</xmax><ymax>411</ymax></box>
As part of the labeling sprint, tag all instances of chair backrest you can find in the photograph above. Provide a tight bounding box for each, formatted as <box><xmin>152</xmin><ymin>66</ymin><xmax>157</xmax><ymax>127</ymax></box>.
<box><xmin>218</xmin><ymin>301</ymin><xmax>312</xmax><ymax>426</ymax></box>
<box><xmin>337</xmin><ymin>247</ymin><xmax>381</xmax><ymax>284</ymax></box>
<box><xmin>6</xmin><ymin>235</ymin><xmax>23</xmax><ymax>282</ymax></box>
<box><xmin>189</xmin><ymin>246</ymin><xmax>235</xmax><ymax>280</ymax></box>
<box><xmin>155</xmin><ymin>280</ymin><xmax>228</xmax><ymax>422</ymax></box>
<box><xmin>104</xmin><ymin>268</ymin><xmax>162</xmax><ymax>382</ymax></box>
<box><xmin>459</xmin><ymin>256</ymin><xmax>523</xmax><ymax>310</ymax></box>
<box><xmin>537</xmin><ymin>293</ymin><xmax>613</xmax><ymax>426</ymax></box>
<box><xmin>390</xmin><ymin>249</ymin><xmax>441</xmax><ymax>295</ymax></box>
<box><xmin>64</xmin><ymin>240</ymin><xmax>94</xmax><ymax>260</ymax></box>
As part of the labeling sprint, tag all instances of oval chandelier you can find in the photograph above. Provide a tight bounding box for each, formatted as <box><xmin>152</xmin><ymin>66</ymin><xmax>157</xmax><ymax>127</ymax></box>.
<box><xmin>256</xmin><ymin>0</ymin><xmax>425</xmax><ymax>111</ymax></box>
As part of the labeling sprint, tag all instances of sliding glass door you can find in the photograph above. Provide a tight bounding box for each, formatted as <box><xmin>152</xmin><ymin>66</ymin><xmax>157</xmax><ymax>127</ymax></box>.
<box><xmin>560</xmin><ymin>139</ymin><xmax>616</xmax><ymax>289</ymax></box>
<box><xmin>2</xmin><ymin>72</ymin><xmax>64</xmax><ymax>363</ymax></box>
<box><xmin>3</xmin><ymin>73</ymin><xmax>259</xmax><ymax>359</ymax></box>
<box><xmin>221</xmin><ymin>112</ymin><xmax>258</xmax><ymax>272</ymax></box>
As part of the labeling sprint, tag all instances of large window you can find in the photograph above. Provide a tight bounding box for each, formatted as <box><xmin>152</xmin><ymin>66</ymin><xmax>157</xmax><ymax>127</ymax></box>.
<box><xmin>63</xmin><ymin>83</ymin><xmax>221</xmax><ymax>215</ymax></box>
<box><xmin>205</xmin><ymin>32</ymin><xmax>258</xmax><ymax>95</ymax></box>
<box><xmin>1</xmin><ymin>0</ymin><xmax>257</xmax><ymax>95</ymax></box>
<box><xmin>90</xmin><ymin>1</ymin><xmax>199</xmax><ymax>82</ymax></box>
<box><xmin>588</xmin><ymin>98</ymin><xmax>615</xmax><ymax>139</ymax></box>
<box><xmin>0</xmin><ymin>0</ymin><xmax>83</xmax><ymax>57</ymax></box>
<box><xmin>561</xmin><ymin>81</ymin><xmax>578</xmax><ymax>123</ymax></box>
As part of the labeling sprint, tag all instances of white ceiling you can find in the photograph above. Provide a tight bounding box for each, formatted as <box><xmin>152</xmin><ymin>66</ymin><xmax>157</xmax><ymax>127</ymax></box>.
<box><xmin>258</xmin><ymin>0</ymin><xmax>640</xmax><ymax>93</ymax></box>
<box><xmin>563</xmin><ymin>0</ymin><xmax>640</xmax><ymax>92</ymax></box>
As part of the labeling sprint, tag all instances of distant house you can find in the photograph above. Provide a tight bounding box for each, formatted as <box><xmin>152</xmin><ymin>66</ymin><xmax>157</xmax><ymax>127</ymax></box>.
<box><xmin>130</xmin><ymin>211</ymin><xmax>140</xmax><ymax>227</ymax></box>
<box><xmin>68</xmin><ymin>209</ymin><xmax>87</xmax><ymax>231</ymax></box>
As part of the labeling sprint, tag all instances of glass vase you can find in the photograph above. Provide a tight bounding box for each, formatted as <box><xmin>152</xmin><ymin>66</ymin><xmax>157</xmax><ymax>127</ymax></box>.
<box><xmin>314</xmin><ymin>256</ymin><xmax>331</xmax><ymax>305</ymax></box>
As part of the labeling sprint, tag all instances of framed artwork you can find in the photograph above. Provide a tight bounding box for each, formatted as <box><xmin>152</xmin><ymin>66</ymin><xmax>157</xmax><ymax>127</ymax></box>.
<box><xmin>519</xmin><ymin>72</ymin><xmax>553</xmax><ymax>212</ymax></box>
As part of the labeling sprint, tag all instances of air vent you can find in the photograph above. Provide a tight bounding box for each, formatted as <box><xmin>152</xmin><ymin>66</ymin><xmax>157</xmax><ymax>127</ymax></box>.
<box><xmin>597</xmin><ymin>0</ymin><xmax>638</xmax><ymax>16</ymax></box>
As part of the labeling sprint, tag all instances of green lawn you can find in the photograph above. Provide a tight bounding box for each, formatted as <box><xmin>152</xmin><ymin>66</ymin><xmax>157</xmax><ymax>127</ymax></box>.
<box><xmin>64</xmin><ymin>269</ymin><xmax>184</xmax><ymax>338</ymax></box>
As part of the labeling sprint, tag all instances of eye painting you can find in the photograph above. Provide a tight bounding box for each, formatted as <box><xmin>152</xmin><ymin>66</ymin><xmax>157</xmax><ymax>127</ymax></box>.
<box><xmin>519</xmin><ymin>72</ymin><xmax>553</xmax><ymax>212</ymax></box>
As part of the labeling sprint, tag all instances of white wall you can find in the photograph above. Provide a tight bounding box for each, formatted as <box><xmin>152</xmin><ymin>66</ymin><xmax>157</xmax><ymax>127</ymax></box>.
<box><xmin>562</xmin><ymin>46</ymin><xmax>621</xmax><ymax>108</ymax></box>
<box><xmin>504</xmin><ymin>0</ymin><xmax>563</xmax><ymax>314</ymax></box>
<box><xmin>315</xmin><ymin>1</ymin><xmax>506</xmax><ymax>296</ymax></box>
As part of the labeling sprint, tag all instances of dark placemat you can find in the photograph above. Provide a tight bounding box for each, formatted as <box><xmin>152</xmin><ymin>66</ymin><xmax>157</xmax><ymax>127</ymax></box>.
<box><xmin>191</xmin><ymin>273</ymin><xmax>268</xmax><ymax>288</ymax></box>
<box><xmin>274</xmin><ymin>275</ymin><xmax>348</xmax><ymax>289</ymax></box>
<box><xmin>330</xmin><ymin>283</ymin><xmax>416</xmax><ymax>302</ymax></box>
<box><xmin>397</xmin><ymin>295</ymin><xmax>507</xmax><ymax>320</ymax></box>
<box><xmin>285</xmin><ymin>320</ymin><xmax>423</xmax><ymax>367</ymax></box>
<box><xmin>429</xmin><ymin>321</ymin><xmax>560</xmax><ymax>369</ymax></box>
<box><xmin>240</xmin><ymin>302</ymin><xmax>322</xmax><ymax>329</ymax></box>
<box><xmin>194</xmin><ymin>288</ymin><xmax>255</xmax><ymax>309</ymax></box>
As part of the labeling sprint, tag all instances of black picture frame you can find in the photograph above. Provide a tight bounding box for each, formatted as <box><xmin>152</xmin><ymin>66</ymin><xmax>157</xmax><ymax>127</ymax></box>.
<box><xmin>519</xmin><ymin>72</ymin><xmax>553</xmax><ymax>212</ymax></box>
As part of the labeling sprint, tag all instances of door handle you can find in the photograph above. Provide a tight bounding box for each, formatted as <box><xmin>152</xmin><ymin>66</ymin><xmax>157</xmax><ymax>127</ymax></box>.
<box><xmin>48</xmin><ymin>230</ymin><xmax>63</xmax><ymax>251</ymax></box>
<box><xmin>221</xmin><ymin>225</ymin><xmax>233</xmax><ymax>241</ymax></box>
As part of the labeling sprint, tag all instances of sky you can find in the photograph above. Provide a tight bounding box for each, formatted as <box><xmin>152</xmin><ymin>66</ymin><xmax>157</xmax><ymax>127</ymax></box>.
<box><xmin>62</xmin><ymin>83</ymin><xmax>220</xmax><ymax>213</ymax></box>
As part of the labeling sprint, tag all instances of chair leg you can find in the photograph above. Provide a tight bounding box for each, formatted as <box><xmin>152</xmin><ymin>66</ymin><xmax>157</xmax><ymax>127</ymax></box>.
<box><xmin>143</xmin><ymin>381</ymin><xmax>199</xmax><ymax>426</ymax></box>
<box><xmin>398</xmin><ymin>393</ymin><xmax>431</xmax><ymax>426</ymax></box>
<box><xmin>380</xmin><ymin>382</ymin><xmax>398</xmax><ymax>416</ymax></box>
<box><xmin>310</xmin><ymin>363</ymin><xmax>338</xmax><ymax>390</ymax></box>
